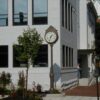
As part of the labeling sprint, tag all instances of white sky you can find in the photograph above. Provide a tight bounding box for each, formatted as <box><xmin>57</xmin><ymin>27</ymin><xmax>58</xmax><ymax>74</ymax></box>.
<box><xmin>94</xmin><ymin>0</ymin><xmax>100</xmax><ymax>16</ymax></box>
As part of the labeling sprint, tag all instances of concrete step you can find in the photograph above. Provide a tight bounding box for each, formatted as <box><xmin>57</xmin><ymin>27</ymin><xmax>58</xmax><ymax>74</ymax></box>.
<box><xmin>79</xmin><ymin>78</ymin><xmax>89</xmax><ymax>86</ymax></box>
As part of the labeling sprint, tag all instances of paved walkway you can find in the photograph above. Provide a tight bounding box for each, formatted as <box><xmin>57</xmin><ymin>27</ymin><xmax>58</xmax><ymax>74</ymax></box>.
<box><xmin>43</xmin><ymin>94</ymin><xmax>98</xmax><ymax>100</ymax></box>
<box><xmin>43</xmin><ymin>82</ymin><xmax>100</xmax><ymax>100</ymax></box>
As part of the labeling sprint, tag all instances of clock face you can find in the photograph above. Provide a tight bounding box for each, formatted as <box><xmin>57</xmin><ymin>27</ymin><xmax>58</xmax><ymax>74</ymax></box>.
<box><xmin>45</xmin><ymin>32</ymin><xmax>58</xmax><ymax>44</ymax></box>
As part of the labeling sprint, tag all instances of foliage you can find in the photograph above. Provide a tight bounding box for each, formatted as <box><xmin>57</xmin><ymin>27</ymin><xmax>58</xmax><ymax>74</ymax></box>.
<box><xmin>0</xmin><ymin>71</ymin><xmax>11</xmax><ymax>89</ymax></box>
<box><xmin>0</xmin><ymin>87</ymin><xmax>11</xmax><ymax>95</ymax></box>
<box><xmin>36</xmin><ymin>84</ymin><xmax>42</xmax><ymax>93</ymax></box>
<box><xmin>14</xmin><ymin>27</ymin><xmax>43</xmax><ymax>65</ymax></box>
<box><xmin>50</xmin><ymin>89</ymin><xmax>60</xmax><ymax>94</ymax></box>
<box><xmin>95</xmin><ymin>21</ymin><xmax>100</xmax><ymax>56</ymax></box>
<box><xmin>18</xmin><ymin>71</ymin><xmax>25</xmax><ymax>89</ymax></box>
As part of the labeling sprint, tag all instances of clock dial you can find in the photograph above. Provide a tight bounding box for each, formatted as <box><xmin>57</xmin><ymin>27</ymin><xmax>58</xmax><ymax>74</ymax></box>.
<box><xmin>45</xmin><ymin>32</ymin><xmax>58</xmax><ymax>44</ymax></box>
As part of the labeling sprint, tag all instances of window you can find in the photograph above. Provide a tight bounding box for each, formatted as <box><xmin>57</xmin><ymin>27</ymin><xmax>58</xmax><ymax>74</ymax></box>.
<box><xmin>71</xmin><ymin>6</ymin><xmax>73</xmax><ymax>32</ymax></box>
<box><xmin>32</xmin><ymin>0</ymin><xmax>48</xmax><ymax>25</ymax></box>
<box><xmin>34</xmin><ymin>45</ymin><xmax>48</xmax><ymax>67</ymax></box>
<box><xmin>71</xmin><ymin>48</ymin><xmax>73</xmax><ymax>66</ymax></box>
<box><xmin>68</xmin><ymin>3</ymin><xmax>70</xmax><ymax>31</ymax></box>
<box><xmin>65</xmin><ymin>0</ymin><xmax>67</xmax><ymax>28</ymax></box>
<box><xmin>0</xmin><ymin>46</ymin><xmax>8</xmax><ymax>67</ymax></box>
<box><xmin>13</xmin><ymin>45</ymin><xmax>27</xmax><ymax>67</ymax></box>
<box><xmin>62</xmin><ymin>0</ymin><xmax>64</xmax><ymax>27</ymax></box>
<box><xmin>0</xmin><ymin>0</ymin><xmax>8</xmax><ymax>26</ymax></box>
<box><xmin>61</xmin><ymin>0</ymin><xmax>73</xmax><ymax>32</ymax></box>
<box><xmin>13</xmin><ymin>0</ymin><xmax>28</xmax><ymax>25</ymax></box>
<box><xmin>62</xmin><ymin>45</ymin><xmax>65</xmax><ymax>67</ymax></box>
<box><xmin>69</xmin><ymin>48</ymin><xmax>73</xmax><ymax>67</ymax></box>
<box><xmin>66</xmin><ymin>46</ymin><xmax>68</xmax><ymax>67</ymax></box>
<box><xmin>62</xmin><ymin>45</ymin><xmax>73</xmax><ymax>67</ymax></box>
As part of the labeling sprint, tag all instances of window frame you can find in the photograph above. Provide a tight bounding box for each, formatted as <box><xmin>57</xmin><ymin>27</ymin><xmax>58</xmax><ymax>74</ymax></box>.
<box><xmin>0</xmin><ymin>45</ymin><xmax>8</xmax><ymax>67</ymax></box>
<box><xmin>34</xmin><ymin>44</ymin><xmax>48</xmax><ymax>67</ymax></box>
<box><xmin>0</xmin><ymin>0</ymin><xmax>8</xmax><ymax>26</ymax></box>
<box><xmin>32</xmin><ymin>0</ymin><xmax>48</xmax><ymax>25</ymax></box>
<box><xmin>12</xmin><ymin>0</ymin><xmax>28</xmax><ymax>26</ymax></box>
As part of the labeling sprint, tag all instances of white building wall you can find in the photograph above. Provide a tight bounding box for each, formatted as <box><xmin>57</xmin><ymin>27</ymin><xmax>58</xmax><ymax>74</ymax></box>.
<box><xmin>79</xmin><ymin>0</ymin><xmax>88</xmax><ymax>49</ymax></box>
<box><xmin>60</xmin><ymin>0</ymin><xmax>78</xmax><ymax>89</ymax></box>
<box><xmin>0</xmin><ymin>0</ymin><xmax>78</xmax><ymax>90</ymax></box>
<box><xmin>78</xmin><ymin>0</ymin><xmax>96</xmax><ymax>78</ymax></box>
<box><xmin>0</xmin><ymin>0</ymin><xmax>62</xmax><ymax>90</ymax></box>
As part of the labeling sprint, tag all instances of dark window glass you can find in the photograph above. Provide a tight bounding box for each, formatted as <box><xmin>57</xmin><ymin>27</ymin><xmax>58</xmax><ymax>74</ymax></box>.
<box><xmin>65</xmin><ymin>0</ymin><xmax>67</xmax><ymax>28</ymax></box>
<box><xmin>71</xmin><ymin>6</ymin><xmax>73</xmax><ymax>32</ymax></box>
<box><xmin>0</xmin><ymin>0</ymin><xmax>8</xmax><ymax>26</ymax></box>
<box><xmin>68</xmin><ymin>3</ymin><xmax>70</xmax><ymax>31</ymax></box>
<box><xmin>71</xmin><ymin>48</ymin><xmax>73</xmax><ymax>66</ymax></box>
<box><xmin>13</xmin><ymin>0</ymin><xmax>28</xmax><ymax>25</ymax></box>
<box><xmin>62</xmin><ymin>45</ymin><xmax>65</xmax><ymax>67</ymax></box>
<box><xmin>66</xmin><ymin>46</ymin><xmax>68</xmax><ymax>67</ymax></box>
<box><xmin>69</xmin><ymin>48</ymin><xmax>71</xmax><ymax>66</ymax></box>
<box><xmin>32</xmin><ymin>0</ymin><xmax>48</xmax><ymax>25</ymax></box>
<box><xmin>0</xmin><ymin>46</ymin><xmax>8</xmax><ymax>67</ymax></box>
<box><xmin>34</xmin><ymin>45</ymin><xmax>48</xmax><ymax>67</ymax></box>
<box><xmin>13</xmin><ymin>45</ymin><xmax>27</xmax><ymax>67</ymax></box>
<box><xmin>62</xmin><ymin>0</ymin><xmax>64</xmax><ymax>27</ymax></box>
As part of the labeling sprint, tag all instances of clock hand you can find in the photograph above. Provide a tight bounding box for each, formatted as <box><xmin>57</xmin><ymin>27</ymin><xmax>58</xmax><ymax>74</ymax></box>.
<box><xmin>49</xmin><ymin>35</ymin><xmax>53</xmax><ymax>42</ymax></box>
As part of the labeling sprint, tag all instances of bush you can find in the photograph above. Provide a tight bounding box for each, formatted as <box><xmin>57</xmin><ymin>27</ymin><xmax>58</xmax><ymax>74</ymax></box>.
<box><xmin>50</xmin><ymin>89</ymin><xmax>60</xmax><ymax>94</ymax></box>
<box><xmin>0</xmin><ymin>87</ymin><xmax>11</xmax><ymax>95</ymax></box>
<box><xmin>36</xmin><ymin>84</ymin><xmax>42</xmax><ymax>93</ymax></box>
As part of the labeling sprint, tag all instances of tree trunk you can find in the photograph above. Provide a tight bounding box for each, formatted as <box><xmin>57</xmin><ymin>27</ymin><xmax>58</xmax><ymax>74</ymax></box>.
<box><xmin>25</xmin><ymin>65</ymin><xmax>29</xmax><ymax>96</ymax></box>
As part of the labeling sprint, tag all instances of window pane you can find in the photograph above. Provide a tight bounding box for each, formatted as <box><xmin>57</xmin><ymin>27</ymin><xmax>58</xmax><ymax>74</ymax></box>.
<box><xmin>62</xmin><ymin>45</ymin><xmax>65</xmax><ymax>67</ymax></box>
<box><xmin>33</xmin><ymin>0</ymin><xmax>48</xmax><ymax>24</ymax></box>
<box><xmin>68</xmin><ymin>3</ymin><xmax>70</xmax><ymax>31</ymax></box>
<box><xmin>66</xmin><ymin>46</ymin><xmax>68</xmax><ymax>67</ymax></box>
<box><xmin>13</xmin><ymin>45</ymin><xmax>27</xmax><ymax>67</ymax></box>
<box><xmin>0</xmin><ymin>0</ymin><xmax>8</xmax><ymax>26</ymax></box>
<box><xmin>13</xmin><ymin>0</ymin><xmax>28</xmax><ymax>25</ymax></box>
<box><xmin>0</xmin><ymin>46</ymin><xmax>8</xmax><ymax>67</ymax></box>
<box><xmin>62</xmin><ymin>0</ymin><xmax>64</xmax><ymax>27</ymax></box>
<box><xmin>34</xmin><ymin>45</ymin><xmax>48</xmax><ymax>67</ymax></box>
<box><xmin>65</xmin><ymin>0</ymin><xmax>67</xmax><ymax>28</ymax></box>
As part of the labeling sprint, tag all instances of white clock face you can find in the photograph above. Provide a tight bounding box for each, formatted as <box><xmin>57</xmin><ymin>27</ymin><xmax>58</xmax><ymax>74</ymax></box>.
<box><xmin>45</xmin><ymin>32</ymin><xmax>57</xmax><ymax>44</ymax></box>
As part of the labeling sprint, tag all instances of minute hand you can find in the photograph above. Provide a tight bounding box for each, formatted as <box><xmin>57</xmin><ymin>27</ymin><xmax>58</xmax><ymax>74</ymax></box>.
<box><xmin>49</xmin><ymin>35</ymin><xmax>53</xmax><ymax>42</ymax></box>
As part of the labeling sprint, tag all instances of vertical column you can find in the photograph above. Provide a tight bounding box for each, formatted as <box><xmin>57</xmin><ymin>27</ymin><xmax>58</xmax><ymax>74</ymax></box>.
<box><xmin>28</xmin><ymin>0</ymin><xmax>32</xmax><ymax>26</ymax></box>
<box><xmin>48</xmin><ymin>45</ymin><xmax>51</xmax><ymax>68</ymax></box>
<box><xmin>8</xmin><ymin>0</ymin><xmax>13</xmax><ymax>26</ymax></box>
<box><xmin>9</xmin><ymin>45</ymin><xmax>13</xmax><ymax>68</ymax></box>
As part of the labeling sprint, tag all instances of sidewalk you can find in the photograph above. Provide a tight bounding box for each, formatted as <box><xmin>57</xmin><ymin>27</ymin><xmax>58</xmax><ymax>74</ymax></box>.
<box><xmin>43</xmin><ymin>94</ymin><xmax>97</xmax><ymax>100</ymax></box>
<box><xmin>43</xmin><ymin>82</ymin><xmax>100</xmax><ymax>100</ymax></box>
<box><xmin>65</xmin><ymin>82</ymin><xmax>100</xmax><ymax>96</ymax></box>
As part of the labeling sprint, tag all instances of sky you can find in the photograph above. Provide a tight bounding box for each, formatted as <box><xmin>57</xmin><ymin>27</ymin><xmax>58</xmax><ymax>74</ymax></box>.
<box><xmin>93</xmin><ymin>0</ymin><xmax>100</xmax><ymax>16</ymax></box>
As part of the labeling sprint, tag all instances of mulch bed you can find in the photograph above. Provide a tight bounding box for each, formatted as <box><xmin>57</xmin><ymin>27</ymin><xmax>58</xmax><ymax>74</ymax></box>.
<box><xmin>64</xmin><ymin>83</ymin><xmax>100</xmax><ymax>97</ymax></box>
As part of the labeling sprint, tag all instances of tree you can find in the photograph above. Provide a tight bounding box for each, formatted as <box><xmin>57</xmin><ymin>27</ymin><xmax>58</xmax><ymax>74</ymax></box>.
<box><xmin>14</xmin><ymin>28</ymin><xmax>42</xmax><ymax>92</ymax></box>
<box><xmin>95</xmin><ymin>22</ymin><xmax>100</xmax><ymax>56</ymax></box>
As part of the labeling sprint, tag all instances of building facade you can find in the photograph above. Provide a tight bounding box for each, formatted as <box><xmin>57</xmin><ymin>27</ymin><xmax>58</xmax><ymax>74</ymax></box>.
<box><xmin>0</xmin><ymin>0</ymin><xmax>79</xmax><ymax>90</ymax></box>
<box><xmin>78</xmin><ymin>0</ymin><xmax>97</xmax><ymax>79</ymax></box>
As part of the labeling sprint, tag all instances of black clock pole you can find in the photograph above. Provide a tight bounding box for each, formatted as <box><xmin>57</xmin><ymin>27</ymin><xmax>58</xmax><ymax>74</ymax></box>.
<box><xmin>50</xmin><ymin>44</ymin><xmax>54</xmax><ymax>91</ymax></box>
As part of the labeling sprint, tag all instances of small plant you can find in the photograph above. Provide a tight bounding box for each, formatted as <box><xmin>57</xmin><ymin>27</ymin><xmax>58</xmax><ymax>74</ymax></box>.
<box><xmin>36</xmin><ymin>84</ymin><xmax>42</xmax><ymax>93</ymax></box>
<box><xmin>17</xmin><ymin>71</ymin><xmax>25</xmax><ymax>99</ymax></box>
<box><xmin>18</xmin><ymin>71</ymin><xmax>25</xmax><ymax>89</ymax></box>
<box><xmin>0</xmin><ymin>71</ymin><xmax>11</xmax><ymax>96</ymax></box>
<box><xmin>51</xmin><ymin>89</ymin><xmax>60</xmax><ymax>94</ymax></box>
<box><xmin>0</xmin><ymin>72</ymin><xmax>11</xmax><ymax>88</ymax></box>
